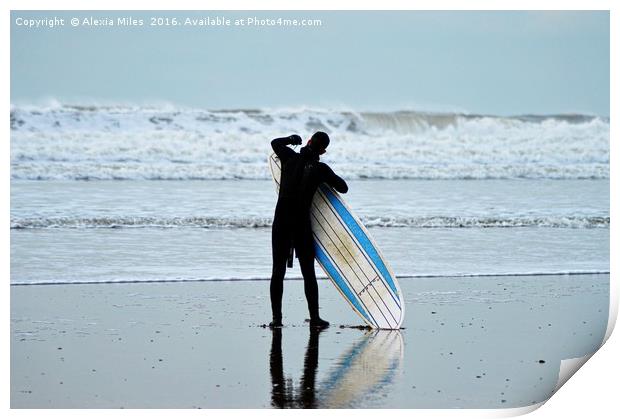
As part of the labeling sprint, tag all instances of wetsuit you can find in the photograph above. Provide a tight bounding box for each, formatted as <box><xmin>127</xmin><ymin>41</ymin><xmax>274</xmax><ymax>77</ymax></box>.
<box><xmin>270</xmin><ymin>136</ymin><xmax>348</xmax><ymax>323</ymax></box>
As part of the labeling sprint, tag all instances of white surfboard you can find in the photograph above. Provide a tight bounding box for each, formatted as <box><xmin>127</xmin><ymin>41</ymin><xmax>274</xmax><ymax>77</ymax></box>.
<box><xmin>268</xmin><ymin>153</ymin><xmax>405</xmax><ymax>329</ymax></box>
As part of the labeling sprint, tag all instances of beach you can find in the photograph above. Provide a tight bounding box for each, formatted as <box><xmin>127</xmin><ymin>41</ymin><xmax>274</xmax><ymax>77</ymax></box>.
<box><xmin>11</xmin><ymin>273</ymin><xmax>608</xmax><ymax>408</ymax></box>
<box><xmin>10</xmin><ymin>105</ymin><xmax>610</xmax><ymax>408</ymax></box>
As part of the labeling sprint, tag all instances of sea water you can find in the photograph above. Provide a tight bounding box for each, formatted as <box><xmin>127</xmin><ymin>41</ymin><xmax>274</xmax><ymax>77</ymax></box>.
<box><xmin>10</xmin><ymin>104</ymin><xmax>609</xmax><ymax>285</ymax></box>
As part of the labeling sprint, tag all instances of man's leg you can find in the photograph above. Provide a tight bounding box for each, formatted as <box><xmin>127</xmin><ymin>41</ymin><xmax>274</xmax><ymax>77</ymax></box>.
<box><xmin>270</xmin><ymin>226</ymin><xmax>289</xmax><ymax>327</ymax></box>
<box><xmin>298</xmin><ymin>248</ymin><xmax>329</xmax><ymax>328</ymax></box>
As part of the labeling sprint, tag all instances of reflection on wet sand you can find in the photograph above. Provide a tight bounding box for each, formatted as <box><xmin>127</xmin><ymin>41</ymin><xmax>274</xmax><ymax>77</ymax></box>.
<box><xmin>269</xmin><ymin>328</ymin><xmax>404</xmax><ymax>408</ymax></box>
<box><xmin>269</xmin><ymin>327</ymin><xmax>320</xmax><ymax>408</ymax></box>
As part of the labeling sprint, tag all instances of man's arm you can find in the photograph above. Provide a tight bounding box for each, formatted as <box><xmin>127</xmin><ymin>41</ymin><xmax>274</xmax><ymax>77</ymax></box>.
<box><xmin>321</xmin><ymin>163</ymin><xmax>348</xmax><ymax>194</ymax></box>
<box><xmin>271</xmin><ymin>135</ymin><xmax>302</xmax><ymax>164</ymax></box>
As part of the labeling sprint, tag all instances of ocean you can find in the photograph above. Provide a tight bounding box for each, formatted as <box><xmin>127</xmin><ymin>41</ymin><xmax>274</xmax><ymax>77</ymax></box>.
<box><xmin>10</xmin><ymin>104</ymin><xmax>609</xmax><ymax>286</ymax></box>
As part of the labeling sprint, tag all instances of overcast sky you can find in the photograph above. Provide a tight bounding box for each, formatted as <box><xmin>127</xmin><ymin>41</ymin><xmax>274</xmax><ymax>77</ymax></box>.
<box><xmin>11</xmin><ymin>10</ymin><xmax>610</xmax><ymax>116</ymax></box>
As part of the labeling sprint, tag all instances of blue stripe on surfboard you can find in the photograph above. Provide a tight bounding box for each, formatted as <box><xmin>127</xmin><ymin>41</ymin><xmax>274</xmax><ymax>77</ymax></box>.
<box><xmin>314</xmin><ymin>242</ymin><xmax>372</xmax><ymax>325</ymax></box>
<box><xmin>312</xmin><ymin>196</ymin><xmax>397</xmax><ymax>327</ymax></box>
<box><xmin>320</xmin><ymin>185</ymin><xmax>401</xmax><ymax>302</ymax></box>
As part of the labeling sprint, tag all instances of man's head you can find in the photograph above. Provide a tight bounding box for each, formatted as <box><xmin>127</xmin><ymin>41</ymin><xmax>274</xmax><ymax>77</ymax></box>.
<box><xmin>307</xmin><ymin>131</ymin><xmax>330</xmax><ymax>155</ymax></box>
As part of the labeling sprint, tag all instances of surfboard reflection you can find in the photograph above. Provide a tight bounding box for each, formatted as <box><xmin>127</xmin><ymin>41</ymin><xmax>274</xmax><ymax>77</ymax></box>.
<box><xmin>269</xmin><ymin>328</ymin><xmax>404</xmax><ymax>408</ymax></box>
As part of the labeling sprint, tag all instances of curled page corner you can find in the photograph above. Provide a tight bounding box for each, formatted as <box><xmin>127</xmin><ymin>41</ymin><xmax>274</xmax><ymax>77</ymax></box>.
<box><xmin>603</xmin><ymin>297</ymin><xmax>617</xmax><ymax>343</ymax></box>
<box><xmin>553</xmin><ymin>354</ymin><xmax>594</xmax><ymax>394</ymax></box>
<box><xmin>493</xmin><ymin>401</ymin><xmax>546</xmax><ymax>417</ymax></box>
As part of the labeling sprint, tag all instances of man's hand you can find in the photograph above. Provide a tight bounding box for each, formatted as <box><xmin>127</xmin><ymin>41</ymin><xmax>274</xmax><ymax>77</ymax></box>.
<box><xmin>288</xmin><ymin>134</ymin><xmax>302</xmax><ymax>145</ymax></box>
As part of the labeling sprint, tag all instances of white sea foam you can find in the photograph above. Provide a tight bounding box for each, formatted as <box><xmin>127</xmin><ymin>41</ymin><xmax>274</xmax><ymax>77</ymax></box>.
<box><xmin>10</xmin><ymin>104</ymin><xmax>609</xmax><ymax>180</ymax></box>
<box><xmin>10</xmin><ymin>215</ymin><xmax>609</xmax><ymax>230</ymax></box>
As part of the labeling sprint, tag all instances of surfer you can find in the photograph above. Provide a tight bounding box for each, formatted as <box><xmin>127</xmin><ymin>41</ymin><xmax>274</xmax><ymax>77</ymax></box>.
<box><xmin>270</xmin><ymin>132</ymin><xmax>348</xmax><ymax>328</ymax></box>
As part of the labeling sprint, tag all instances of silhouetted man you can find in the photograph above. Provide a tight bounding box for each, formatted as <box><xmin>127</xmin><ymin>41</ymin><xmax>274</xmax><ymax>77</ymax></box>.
<box><xmin>270</xmin><ymin>131</ymin><xmax>348</xmax><ymax>328</ymax></box>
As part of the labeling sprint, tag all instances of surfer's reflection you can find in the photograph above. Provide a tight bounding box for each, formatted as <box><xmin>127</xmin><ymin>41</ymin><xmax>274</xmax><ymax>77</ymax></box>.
<box><xmin>269</xmin><ymin>327</ymin><xmax>321</xmax><ymax>408</ymax></box>
<box><xmin>269</xmin><ymin>328</ymin><xmax>404</xmax><ymax>408</ymax></box>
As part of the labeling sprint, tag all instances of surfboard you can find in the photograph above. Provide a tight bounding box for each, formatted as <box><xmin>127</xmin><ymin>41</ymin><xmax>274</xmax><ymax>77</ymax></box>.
<box><xmin>268</xmin><ymin>153</ymin><xmax>405</xmax><ymax>329</ymax></box>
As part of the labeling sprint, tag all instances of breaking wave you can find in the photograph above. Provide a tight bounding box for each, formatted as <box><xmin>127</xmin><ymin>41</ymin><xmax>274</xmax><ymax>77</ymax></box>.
<box><xmin>10</xmin><ymin>103</ymin><xmax>609</xmax><ymax>181</ymax></box>
<box><xmin>10</xmin><ymin>215</ymin><xmax>609</xmax><ymax>230</ymax></box>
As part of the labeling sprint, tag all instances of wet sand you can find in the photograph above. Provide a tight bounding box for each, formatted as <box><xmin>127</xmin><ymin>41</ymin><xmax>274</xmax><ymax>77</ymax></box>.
<box><xmin>11</xmin><ymin>274</ymin><xmax>608</xmax><ymax>408</ymax></box>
